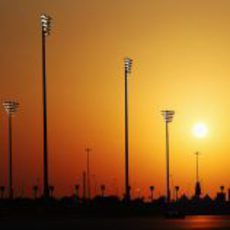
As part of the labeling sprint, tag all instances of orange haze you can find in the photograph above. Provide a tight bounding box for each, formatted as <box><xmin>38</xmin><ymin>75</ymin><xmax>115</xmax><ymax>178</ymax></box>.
<box><xmin>0</xmin><ymin>0</ymin><xmax>230</xmax><ymax>199</ymax></box>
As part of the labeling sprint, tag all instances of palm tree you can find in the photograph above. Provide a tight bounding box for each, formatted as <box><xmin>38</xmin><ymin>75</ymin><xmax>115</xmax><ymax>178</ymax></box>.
<box><xmin>149</xmin><ymin>186</ymin><xmax>155</xmax><ymax>202</ymax></box>
<box><xmin>49</xmin><ymin>185</ymin><xmax>55</xmax><ymax>197</ymax></box>
<box><xmin>33</xmin><ymin>185</ymin><xmax>39</xmax><ymax>199</ymax></box>
<box><xmin>175</xmin><ymin>186</ymin><xmax>180</xmax><ymax>201</ymax></box>
<box><xmin>75</xmin><ymin>184</ymin><xmax>80</xmax><ymax>198</ymax></box>
<box><xmin>100</xmin><ymin>184</ymin><xmax>106</xmax><ymax>197</ymax></box>
<box><xmin>220</xmin><ymin>185</ymin><xmax>225</xmax><ymax>193</ymax></box>
<box><xmin>0</xmin><ymin>186</ymin><xmax>5</xmax><ymax>199</ymax></box>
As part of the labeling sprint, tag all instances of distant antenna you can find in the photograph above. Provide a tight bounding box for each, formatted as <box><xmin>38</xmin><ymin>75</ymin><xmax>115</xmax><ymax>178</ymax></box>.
<box><xmin>82</xmin><ymin>171</ymin><xmax>86</xmax><ymax>200</ymax></box>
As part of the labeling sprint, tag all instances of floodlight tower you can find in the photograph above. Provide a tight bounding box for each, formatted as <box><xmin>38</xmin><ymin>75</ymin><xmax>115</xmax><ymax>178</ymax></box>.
<box><xmin>3</xmin><ymin>101</ymin><xmax>19</xmax><ymax>199</ymax></box>
<box><xmin>161</xmin><ymin>110</ymin><xmax>175</xmax><ymax>204</ymax></box>
<box><xmin>40</xmin><ymin>13</ymin><xmax>52</xmax><ymax>198</ymax></box>
<box><xmin>124</xmin><ymin>57</ymin><xmax>133</xmax><ymax>202</ymax></box>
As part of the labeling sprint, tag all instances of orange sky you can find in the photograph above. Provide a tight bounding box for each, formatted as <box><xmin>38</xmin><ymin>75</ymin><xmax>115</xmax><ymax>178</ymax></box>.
<box><xmin>1</xmin><ymin>0</ymin><xmax>230</xmax><ymax>199</ymax></box>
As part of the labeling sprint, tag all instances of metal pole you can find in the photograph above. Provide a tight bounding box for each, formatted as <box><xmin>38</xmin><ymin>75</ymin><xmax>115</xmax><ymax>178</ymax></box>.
<box><xmin>195</xmin><ymin>152</ymin><xmax>199</xmax><ymax>182</ymax></box>
<box><xmin>86</xmin><ymin>149</ymin><xmax>91</xmax><ymax>200</ymax></box>
<box><xmin>124</xmin><ymin>69</ymin><xmax>130</xmax><ymax>202</ymax></box>
<box><xmin>196</xmin><ymin>153</ymin><xmax>198</xmax><ymax>182</ymax></box>
<box><xmin>42</xmin><ymin>27</ymin><xmax>49</xmax><ymax>199</ymax></box>
<box><xmin>83</xmin><ymin>171</ymin><xmax>86</xmax><ymax>199</ymax></box>
<box><xmin>8</xmin><ymin>114</ymin><xmax>13</xmax><ymax>199</ymax></box>
<box><xmin>165</xmin><ymin>121</ymin><xmax>170</xmax><ymax>203</ymax></box>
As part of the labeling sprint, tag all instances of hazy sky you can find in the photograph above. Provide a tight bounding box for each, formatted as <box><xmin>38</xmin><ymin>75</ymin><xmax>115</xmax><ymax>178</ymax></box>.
<box><xmin>1</xmin><ymin>0</ymin><xmax>230</xmax><ymax>198</ymax></box>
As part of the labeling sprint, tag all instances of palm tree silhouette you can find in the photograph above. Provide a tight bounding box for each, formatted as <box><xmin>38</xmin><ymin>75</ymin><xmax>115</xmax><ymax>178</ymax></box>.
<box><xmin>75</xmin><ymin>184</ymin><xmax>80</xmax><ymax>198</ymax></box>
<box><xmin>100</xmin><ymin>184</ymin><xmax>106</xmax><ymax>197</ymax></box>
<box><xmin>0</xmin><ymin>186</ymin><xmax>5</xmax><ymax>199</ymax></box>
<box><xmin>175</xmin><ymin>186</ymin><xmax>180</xmax><ymax>201</ymax></box>
<box><xmin>220</xmin><ymin>185</ymin><xmax>225</xmax><ymax>193</ymax></box>
<box><xmin>149</xmin><ymin>186</ymin><xmax>155</xmax><ymax>202</ymax></box>
<box><xmin>49</xmin><ymin>185</ymin><xmax>55</xmax><ymax>197</ymax></box>
<box><xmin>33</xmin><ymin>185</ymin><xmax>39</xmax><ymax>199</ymax></box>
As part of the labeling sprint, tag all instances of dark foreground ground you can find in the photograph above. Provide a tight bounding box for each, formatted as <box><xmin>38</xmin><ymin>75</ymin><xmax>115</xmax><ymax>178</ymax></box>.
<box><xmin>1</xmin><ymin>216</ymin><xmax>230</xmax><ymax>229</ymax></box>
<box><xmin>1</xmin><ymin>197</ymin><xmax>230</xmax><ymax>229</ymax></box>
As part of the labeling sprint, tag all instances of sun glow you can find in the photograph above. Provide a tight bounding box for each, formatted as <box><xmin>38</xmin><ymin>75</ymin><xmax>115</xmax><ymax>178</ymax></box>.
<box><xmin>192</xmin><ymin>123</ymin><xmax>208</xmax><ymax>138</ymax></box>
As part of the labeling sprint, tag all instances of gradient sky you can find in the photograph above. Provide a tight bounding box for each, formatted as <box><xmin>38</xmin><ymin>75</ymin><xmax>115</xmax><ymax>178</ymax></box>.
<box><xmin>1</xmin><ymin>0</ymin><xmax>230</xmax><ymax>199</ymax></box>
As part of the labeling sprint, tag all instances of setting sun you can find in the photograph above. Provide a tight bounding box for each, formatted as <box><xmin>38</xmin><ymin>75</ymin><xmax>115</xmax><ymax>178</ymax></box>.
<box><xmin>192</xmin><ymin>123</ymin><xmax>208</xmax><ymax>138</ymax></box>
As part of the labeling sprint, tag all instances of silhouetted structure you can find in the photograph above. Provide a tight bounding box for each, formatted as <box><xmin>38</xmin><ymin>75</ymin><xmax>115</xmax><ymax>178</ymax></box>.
<box><xmin>195</xmin><ymin>182</ymin><xmax>201</xmax><ymax>198</ymax></box>
<box><xmin>194</xmin><ymin>152</ymin><xmax>201</xmax><ymax>198</ymax></box>
<box><xmin>124</xmin><ymin>57</ymin><xmax>133</xmax><ymax>202</ymax></box>
<box><xmin>82</xmin><ymin>171</ymin><xmax>86</xmax><ymax>199</ymax></box>
<box><xmin>161</xmin><ymin>110</ymin><xmax>175</xmax><ymax>203</ymax></box>
<box><xmin>85</xmin><ymin>148</ymin><xmax>92</xmax><ymax>199</ymax></box>
<box><xmin>40</xmin><ymin>14</ymin><xmax>52</xmax><ymax>199</ymax></box>
<box><xmin>33</xmin><ymin>185</ymin><xmax>39</xmax><ymax>199</ymax></box>
<box><xmin>220</xmin><ymin>185</ymin><xmax>224</xmax><ymax>193</ymax></box>
<box><xmin>3</xmin><ymin>101</ymin><xmax>19</xmax><ymax>199</ymax></box>
<box><xmin>74</xmin><ymin>184</ymin><xmax>80</xmax><ymax>198</ymax></box>
<box><xmin>175</xmin><ymin>186</ymin><xmax>180</xmax><ymax>201</ymax></box>
<box><xmin>92</xmin><ymin>174</ymin><xmax>98</xmax><ymax>196</ymax></box>
<box><xmin>0</xmin><ymin>186</ymin><xmax>5</xmax><ymax>199</ymax></box>
<box><xmin>49</xmin><ymin>185</ymin><xmax>55</xmax><ymax>197</ymax></box>
<box><xmin>149</xmin><ymin>186</ymin><xmax>155</xmax><ymax>202</ymax></box>
<box><xmin>100</xmin><ymin>184</ymin><xmax>106</xmax><ymax>197</ymax></box>
<box><xmin>216</xmin><ymin>185</ymin><xmax>226</xmax><ymax>203</ymax></box>
<box><xmin>0</xmin><ymin>181</ymin><xmax>230</xmax><ymax>217</ymax></box>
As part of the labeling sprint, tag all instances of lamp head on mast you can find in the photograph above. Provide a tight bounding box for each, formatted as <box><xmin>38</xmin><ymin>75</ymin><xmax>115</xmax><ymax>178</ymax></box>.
<box><xmin>124</xmin><ymin>57</ymin><xmax>133</xmax><ymax>74</ymax></box>
<box><xmin>3</xmin><ymin>101</ymin><xmax>19</xmax><ymax>115</ymax></box>
<box><xmin>41</xmin><ymin>14</ymin><xmax>52</xmax><ymax>36</ymax></box>
<box><xmin>161</xmin><ymin>110</ymin><xmax>175</xmax><ymax>123</ymax></box>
